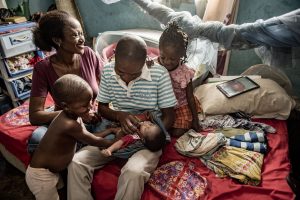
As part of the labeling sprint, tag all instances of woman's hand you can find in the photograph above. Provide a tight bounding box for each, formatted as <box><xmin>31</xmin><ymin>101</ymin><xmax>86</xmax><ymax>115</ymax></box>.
<box><xmin>117</xmin><ymin>112</ymin><xmax>140</xmax><ymax>134</ymax></box>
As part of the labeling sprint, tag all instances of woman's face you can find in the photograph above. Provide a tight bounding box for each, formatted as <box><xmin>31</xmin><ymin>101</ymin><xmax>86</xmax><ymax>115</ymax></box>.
<box><xmin>60</xmin><ymin>18</ymin><xmax>85</xmax><ymax>55</ymax></box>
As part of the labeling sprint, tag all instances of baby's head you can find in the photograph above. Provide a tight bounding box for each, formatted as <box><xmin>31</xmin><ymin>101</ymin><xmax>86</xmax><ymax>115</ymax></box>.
<box><xmin>159</xmin><ymin>21</ymin><xmax>188</xmax><ymax>71</ymax></box>
<box><xmin>138</xmin><ymin>121</ymin><xmax>166</xmax><ymax>152</ymax></box>
<box><xmin>114</xmin><ymin>35</ymin><xmax>147</xmax><ymax>84</ymax></box>
<box><xmin>53</xmin><ymin>74</ymin><xmax>92</xmax><ymax>117</ymax></box>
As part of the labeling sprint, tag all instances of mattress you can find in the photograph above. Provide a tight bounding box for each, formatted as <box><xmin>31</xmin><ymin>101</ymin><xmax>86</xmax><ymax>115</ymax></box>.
<box><xmin>0</xmin><ymin>96</ymin><xmax>54</xmax><ymax>172</ymax></box>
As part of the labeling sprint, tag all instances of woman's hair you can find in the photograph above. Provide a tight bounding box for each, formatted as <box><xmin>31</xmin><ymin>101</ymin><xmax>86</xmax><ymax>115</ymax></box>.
<box><xmin>33</xmin><ymin>10</ymin><xmax>72</xmax><ymax>51</ymax></box>
<box><xmin>53</xmin><ymin>74</ymin><xmax>92</xmax><ymax>104</ymax></box>
<box><xmin>159</xmin><ymin>21</ymin><xmax>189</xmax><ymax>63</ymax></box>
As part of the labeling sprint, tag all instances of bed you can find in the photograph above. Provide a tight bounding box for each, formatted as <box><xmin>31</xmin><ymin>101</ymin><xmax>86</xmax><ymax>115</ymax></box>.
<box><xmin>0</xmin><ymin>105</ymin><xmax>295</xmax><ymax>199</ymax></box>
<box><xmin>0</xmin><ymin>29</ymin><xmax>295</xmax><ymax>200</ymax></box>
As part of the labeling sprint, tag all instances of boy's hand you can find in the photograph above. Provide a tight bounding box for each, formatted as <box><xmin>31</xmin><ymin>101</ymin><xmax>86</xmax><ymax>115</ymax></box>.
<box><xmin>117</xmin><ymin>112</ymin><xmax>140</xmax><ymax>134</ymax></box>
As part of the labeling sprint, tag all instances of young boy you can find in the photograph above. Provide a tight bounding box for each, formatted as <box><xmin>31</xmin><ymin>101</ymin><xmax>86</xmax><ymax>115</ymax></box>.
<box><xmin>25</xmin><ymin>74</ymin><xmax>122</xmax><ymax>200</ymax></box>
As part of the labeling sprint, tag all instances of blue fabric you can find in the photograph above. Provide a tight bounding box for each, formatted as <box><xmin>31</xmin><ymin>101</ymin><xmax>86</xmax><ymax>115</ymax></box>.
<box><xmin>150</xmin><ymin>111</ymin><xmax>171</xmax><ymax>142</ymax></box>
<box><xmin>239</xmin><ymin>20</ymin><xmax>300</xmax><ymax>48</ymax></box>
<box><xmin>27</xmin><ymin>125</ymin><xmax>48</xmax><ymax>154</ymax></box>
<box><xmin>226</xmin><ymin>131</ymin><xmax>267</xmax><ymax>154</ymax></box>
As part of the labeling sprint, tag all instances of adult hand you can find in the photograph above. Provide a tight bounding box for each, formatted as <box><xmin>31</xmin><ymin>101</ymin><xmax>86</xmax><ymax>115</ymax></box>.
<box><xmin>117</xmin><ymin>112</ymin><xmax>140</xmax><ymax>134</ymax></box>
<box><xmin>107</xmin><ymin>127</ymin><xmax>124</xmax><ymax>140</ymax></box>
<box><xmin>82</xmin><ymin>111</ymin><xmax>102</xmax><ymax>124</ymax></box>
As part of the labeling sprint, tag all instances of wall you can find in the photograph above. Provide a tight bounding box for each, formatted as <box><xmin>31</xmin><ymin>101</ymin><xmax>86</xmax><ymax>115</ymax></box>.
<box><xmin>6</xmin><ymin>0</ymin><xmax>54</xmax><ymax>16</ymax></box>
<box><xmin>75</xmin><ymin>0</ymin><xmax>196</xmax><ymax>38</ymax></box>
<box><xmin>227</xmin><ymin>0</ymin><xmax>300</xmax><ymax>75</ymax></box>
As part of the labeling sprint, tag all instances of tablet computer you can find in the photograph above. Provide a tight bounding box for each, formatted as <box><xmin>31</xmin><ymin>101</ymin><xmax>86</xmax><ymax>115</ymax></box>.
<box><xmin>216</xmin><ymin>76</ymin><xmax>260</xmax><ymax>98</ymax></box>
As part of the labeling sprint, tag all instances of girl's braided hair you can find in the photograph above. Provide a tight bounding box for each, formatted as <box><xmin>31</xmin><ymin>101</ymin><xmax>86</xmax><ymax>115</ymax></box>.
<box><xmin>159</xmin><ymin>21</ymin><xmax>189</xmax><ymax>63</ymax></box>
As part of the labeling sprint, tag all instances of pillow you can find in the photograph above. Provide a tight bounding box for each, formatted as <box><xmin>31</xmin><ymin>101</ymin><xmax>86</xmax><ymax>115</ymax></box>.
<box><xmin>194</xmin><ymin>78</ymin><xmax>296</xmax><ymax>120</ymax></box>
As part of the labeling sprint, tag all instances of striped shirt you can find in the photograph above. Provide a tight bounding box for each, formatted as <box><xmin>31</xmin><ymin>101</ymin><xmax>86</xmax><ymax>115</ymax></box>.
<box><xmin>96</xmin><ymin>62</ymin><xmax>177</xmax><ymax>114</ymax></box>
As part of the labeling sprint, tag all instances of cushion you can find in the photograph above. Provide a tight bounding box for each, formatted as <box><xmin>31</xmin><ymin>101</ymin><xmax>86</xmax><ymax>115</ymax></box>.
<box><xmin>194</xmin><ymin>78</ymin><xmax>296</xmax><ymax>120</ymax></box>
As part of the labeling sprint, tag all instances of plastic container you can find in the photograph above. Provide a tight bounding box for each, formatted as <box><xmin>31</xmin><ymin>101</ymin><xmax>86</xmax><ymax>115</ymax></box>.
<box><xmin>10</xmin><ymin>75</ymin><xmax>31</xmax><ymax>99</ymax></box>
<box><xmin>3</xmin><ymin>51</ymin><xmax>35</xmax><ymax>77</ymax></box>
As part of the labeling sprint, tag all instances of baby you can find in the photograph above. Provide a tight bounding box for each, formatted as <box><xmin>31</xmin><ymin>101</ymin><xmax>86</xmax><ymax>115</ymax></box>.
<box><xmin>101</xmin><ymin>112</ymin><xmax>168</xmax><ymax>158</ymax></box>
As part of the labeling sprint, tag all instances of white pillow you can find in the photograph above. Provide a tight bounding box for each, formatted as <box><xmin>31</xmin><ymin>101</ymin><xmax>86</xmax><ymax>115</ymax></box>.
<box><xmin>194</xmin><ymin>78</ymin><xmax>296</xmax><ymax>120</ymax></box>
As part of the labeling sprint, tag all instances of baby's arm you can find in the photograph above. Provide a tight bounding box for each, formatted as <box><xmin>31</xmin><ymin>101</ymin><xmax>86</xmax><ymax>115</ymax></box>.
<box><xmin>101</xmin><ymin>139</ymin><xmax>124</xmax><ymax>157</ymax></box>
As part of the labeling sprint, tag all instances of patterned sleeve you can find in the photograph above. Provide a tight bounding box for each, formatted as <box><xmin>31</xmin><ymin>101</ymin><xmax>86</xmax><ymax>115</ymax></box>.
<box><xmin>180</xmin><ymin>64</ymin><xmax>195</xmax><ymax>89</ymax></box>
<box><xmin>96</xmin><ymin>63</ymin><xmax>112</xmax><ymax>103</ymax></box>
<box><xmin>157</xmin><ymin>67</ymin><xmax>177</xmax><ymax>109</ymax></box>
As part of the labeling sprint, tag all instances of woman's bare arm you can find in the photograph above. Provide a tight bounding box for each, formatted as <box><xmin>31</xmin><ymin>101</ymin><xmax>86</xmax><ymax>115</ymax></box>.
<box><xmin>29</xmin><ymin>96</ymin><xmax>60</xmax><ymax>125</ymax></box>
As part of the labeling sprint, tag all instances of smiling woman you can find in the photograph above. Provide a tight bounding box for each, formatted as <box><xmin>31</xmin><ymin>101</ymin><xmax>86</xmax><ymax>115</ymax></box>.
<box><xmin>27</xmin><ymin>10</ymin><xmax>104</xmax><ymax>154</ymax></box>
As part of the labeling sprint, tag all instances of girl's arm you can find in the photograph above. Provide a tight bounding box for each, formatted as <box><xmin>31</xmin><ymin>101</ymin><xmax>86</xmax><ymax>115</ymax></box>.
<box><xmin>186</xmin><ymin>80</ymin><xmax>201</xmax><ymax>131</ymax></box>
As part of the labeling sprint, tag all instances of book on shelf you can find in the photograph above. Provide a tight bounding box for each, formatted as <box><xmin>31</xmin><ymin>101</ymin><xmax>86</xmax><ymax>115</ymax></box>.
<box><xmin>4</xmin><ymin>16</ymin><xmax>27</xmax><ymax>24</ymax></box>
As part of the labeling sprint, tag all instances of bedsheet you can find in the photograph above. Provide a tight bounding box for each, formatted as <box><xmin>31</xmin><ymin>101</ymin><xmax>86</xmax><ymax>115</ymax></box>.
<box><xmin>0</xmin><ymin>96</ymin><xmax>54</xmax><ymax>167</ymax></box>
<box><xmin>92</xmin><ymin>119</ymin><xmax>294</xmax><ymax>200</ymax></box>
<box><xmin>0</xmin><ymin>103</ymin><xmax>295</xmax><ymax>199</ymax></box>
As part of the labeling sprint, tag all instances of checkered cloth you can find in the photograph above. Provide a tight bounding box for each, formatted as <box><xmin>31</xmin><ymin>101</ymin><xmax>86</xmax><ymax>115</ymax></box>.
<box><xmin>173</xmin><ymin>97</ymin><xmax>202</xmax><ymax>129</ymax></box>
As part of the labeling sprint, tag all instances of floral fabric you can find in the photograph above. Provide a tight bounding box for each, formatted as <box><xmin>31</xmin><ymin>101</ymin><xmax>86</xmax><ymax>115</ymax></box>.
<box><xmin>169</xmin><ymin>63</ymin><xmax>195</xmax><ymax>108</ymax></box>
<box><xmin>148</xmin><ymin>161</ymin><xmax>207</xmax><ymax>200</ymax></box>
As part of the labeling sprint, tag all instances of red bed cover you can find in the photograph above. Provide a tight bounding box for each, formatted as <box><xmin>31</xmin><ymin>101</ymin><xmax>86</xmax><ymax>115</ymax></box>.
<box><xmin>0</xmin><ymin>103</ymin><xmax>294</xmax><ymax>199</ymax></box>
